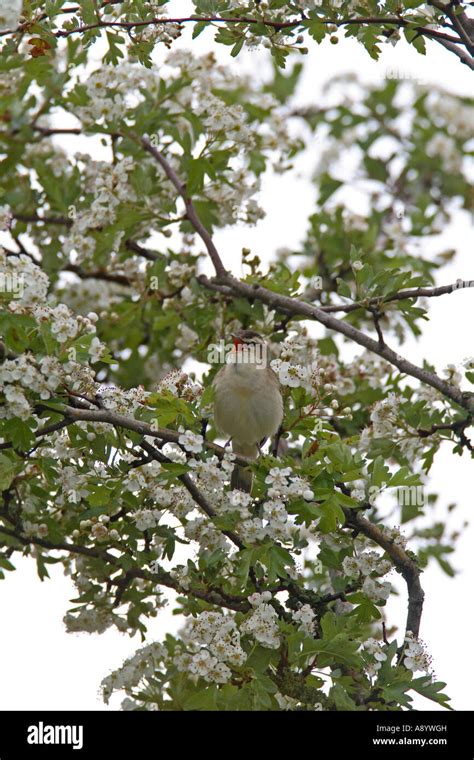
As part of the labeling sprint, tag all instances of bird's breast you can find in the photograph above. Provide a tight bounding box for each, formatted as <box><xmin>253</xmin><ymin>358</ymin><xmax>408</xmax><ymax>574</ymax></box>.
<box><xmin>213</xmin><ymin>364</ymin><xmax>283</xmax><ymax>444</ymax></box>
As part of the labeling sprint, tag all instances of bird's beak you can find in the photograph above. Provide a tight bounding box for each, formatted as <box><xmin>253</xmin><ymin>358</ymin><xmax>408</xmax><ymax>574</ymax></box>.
<box><xmin>230</xmin><ymin>333</ymin><xmax>243</xmax><ymax>349</ymax></box>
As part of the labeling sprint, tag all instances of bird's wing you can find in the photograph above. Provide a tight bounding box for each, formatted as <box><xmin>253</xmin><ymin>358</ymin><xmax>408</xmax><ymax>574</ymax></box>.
<box><xmin>212</xmin><ymin>364</ymin><xmax>226</xmax><ymax>388</ymax></box>
<box><xmin>268</xmin><ymin>365</ymin><xmax>282</xmax><ymax>392</ymax></box>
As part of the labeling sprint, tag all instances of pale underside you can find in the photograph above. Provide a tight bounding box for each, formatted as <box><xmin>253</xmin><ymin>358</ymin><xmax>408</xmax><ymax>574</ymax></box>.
<box><xmin>213</xmin><ymin>360</ymin><xmax>283</xmax><ymax>459</ymax></box>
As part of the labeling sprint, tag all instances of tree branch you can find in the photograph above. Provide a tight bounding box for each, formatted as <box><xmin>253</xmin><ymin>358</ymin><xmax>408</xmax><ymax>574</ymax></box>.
<box><xmin>6</xmin><ymin>401</ymin><xmax>246</xmax><ymax>549</ymax></box>
<box><xmin>134</xmin><ymin>141</ymin><xmax>473</xmax><ymax>412</ymax></box>
<box><xmin>0</xmin><ymin>524</ymin><xmax>250</xmax><ymax>614</ymax></box>
<box><xmin>198</xmin><ymin>273</ymin><xmax>474</xmax><ymax>414</ymax></box>
<box><xmin>138</xmin><ymin>438</ymin><xmax>244</xmax><ymax>551</ymax></box>
<box><xmin>11</xmin><ymin>212</ymin><xmax>160</xmax><ymax>261</ymax></box>
<box><xmin>0</xmin><ymin>403</ymin><xmax>255</xmax><ymax>471</ymax></box>
<box><xmin>317</xmin><ymin>281</ymin><xmax>473</xmax><ymax>314</ymax></box>
<box><xmin>0</xmin><ymin>407</ymin><xmax>427</xmax><ymax>632</ymax></box>
<box><xmin>1</xmin><ymin>10</ymin><xmax>465</xmax><ymax>47</ymax></box>
<box><xmin>64</xmin><ymin>264</ymin><xmax>132</xmax><ymax>286</ymax></box>
<box><xmin>430</xmin><ymin>32</ymin><xmax>474</xmax><ymax>68</ymax></box>
<box><xmin>344</xmin><ymin>509</ymin><xmax>424</xmax><ymax>637</ymax></box>
<box><xmin>417</xmin><ymin>415</ymin><xmax>473</xmax><ymax>451</ymax></box>
<box><xmin>40</xmin><ymin>404</ymin><xmax>250</xmax><ymax>465</ymax></box>
<box><xmin>429</xmin><ymin>0</ymin><xmax>474</xmax><ymax>54</ymax></box>
<box><xmin>140</xmin><ymin>137</ymin><xmax>228</xmax><ymax>278</ymax></box>
<box><xmin>1</xmin><ymin>4</ymin><xmax>471</xmax><ymax>74</ymax></box>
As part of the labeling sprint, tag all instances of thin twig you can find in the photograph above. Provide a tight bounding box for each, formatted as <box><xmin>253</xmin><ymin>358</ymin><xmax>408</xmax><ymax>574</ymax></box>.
<box><xmin>317</xmin><ymin>281</ymin><xmax>473</xmax><ymax>314</ymax></box>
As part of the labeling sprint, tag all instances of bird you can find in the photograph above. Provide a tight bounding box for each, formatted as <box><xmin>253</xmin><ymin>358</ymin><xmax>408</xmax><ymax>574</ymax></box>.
<box><xmin>212</xmin><ymin>329</ymin><xmax>283</xmax><ymax>493</ymax></box>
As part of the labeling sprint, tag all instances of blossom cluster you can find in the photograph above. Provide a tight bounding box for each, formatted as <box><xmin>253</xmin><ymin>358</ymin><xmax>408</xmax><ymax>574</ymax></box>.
<box><xmin>241</xmin><ymin>594</ymin><xmax>281</xmax><ymax>649</ymax></box>
<box><xmin>342</xmin><ymin>551</ymin><xmax>392</xmax><ymax>602</ymax></box>
<box><xmin>292</xmin><ymin>603</ymin><xmax>317</xmax><ymax>636</ymax></box>
<box><xmin>64</xmin><ymin>606</ymin><xmax>126</xmax><ymax>636</ymax></box>
<box><xmin>177</xmin><ymin>611</ymin><xmax>246</xmax><ymax>684</ymax></box>
<box><xmin>0</xmin><ymin>354</ymin><xmax>61</xmax><ymax>420</ymax></box>
<box><xmin>342</xmin><ymin>550</ymin><xmax>392</xmax><ymax>579</ymax></box>
<box><xmin>428</xmin><ymin>91</ymin><xmax>474</xmax><ymax>140</ymax></box>
<box><xmin>1</xmin><ymin>249</ymin><xmax>48</xmax><ymax>303</ymax></box>
<box><xmin>1</xmin><ymin>249</ymin><xmax>107</xmax><ymax>374</ymax></box>
<box><xmin>426</xmin><ymin>133</ymin><xmax>462</xmax><ymax>173</ymax></box>
<box><xmin>102</xmin><ymin>642</ymin><xmax>167</xmax><ymax>703</ymax></box>
<box><xmin>62</xmin><ymin>155</ymin><xmax>135</xmax><ymax>260</ymax></box>
<box><xmin>155</xmin><ymin>369</ymin><xmax>203</xmax><ymax>401</ymax></box>
<box><xmin>403</xmin><ymin>632</ymin><xmax>433</xmax><ymax>674</ymax></box>
<box><xmin>59</xmin><ymin>51</ymin><xmax>299</xmax><ymax>234</ymax></box>
<box><xmin>363</xmin><ymin>637</ymin><xmax>388</xmax><ymax>677</ymax></box>
<box><xmin>228</xmin><ymin>466</ymin><xmax>318</xmax><ymax>546</ymax></box>
<box><xmin>0</xmin><ymin>347</ymin><xmax>100</xmax><ymax>422</ymax></box>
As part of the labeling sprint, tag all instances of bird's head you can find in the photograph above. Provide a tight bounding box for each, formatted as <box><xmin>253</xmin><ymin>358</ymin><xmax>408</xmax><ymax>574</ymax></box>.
<box><xmin>230</xmin><ymin>329</ymin><xmax>266</xmax><ymax>348</ymax></box>
<box><xmin>228</xmin><ymin>330</ymin><xmax>268</xmax><ymax>368</ymax></box>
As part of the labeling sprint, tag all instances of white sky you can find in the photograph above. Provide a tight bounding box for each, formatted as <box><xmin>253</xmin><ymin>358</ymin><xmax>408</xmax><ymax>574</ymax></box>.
<box><xmin>0</xmin><ymin>3</ymin><xmax>473</xmax><ymax>710</ymax></box>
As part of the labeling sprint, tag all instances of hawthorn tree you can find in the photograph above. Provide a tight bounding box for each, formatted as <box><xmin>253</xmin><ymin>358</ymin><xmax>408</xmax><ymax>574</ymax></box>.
<box><xmin>0</xmin><ymin>1</ymin><xmax>473</xmax><ymax>711</ymax></box>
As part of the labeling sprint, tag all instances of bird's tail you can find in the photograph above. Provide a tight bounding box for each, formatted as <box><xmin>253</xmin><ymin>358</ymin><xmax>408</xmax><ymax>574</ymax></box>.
<box><xmin>231</xmin><ymin>441</ymin><xmax>259</xmax><ymax>493</ymax></box>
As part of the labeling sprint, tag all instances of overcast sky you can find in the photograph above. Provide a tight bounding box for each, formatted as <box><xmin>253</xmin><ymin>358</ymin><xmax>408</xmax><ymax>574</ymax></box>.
<box><xmin>0</xmin><ymin>2</ymin><xmax>472</xmax><ymax>711</ymax></box>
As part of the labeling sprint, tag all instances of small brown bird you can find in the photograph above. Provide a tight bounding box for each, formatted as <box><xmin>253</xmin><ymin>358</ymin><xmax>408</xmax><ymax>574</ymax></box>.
<box><xmin>213</xmin><ymin>329</ymin><xmax>283</xmax><ymax>493</ymax></box>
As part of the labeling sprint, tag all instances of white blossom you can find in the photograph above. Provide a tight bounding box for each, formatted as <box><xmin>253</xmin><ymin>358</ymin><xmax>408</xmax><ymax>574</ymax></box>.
<box><xmin>178</xmin><ymin>429</ymin><xmax>204</xmax><ymax>454</ymax></box>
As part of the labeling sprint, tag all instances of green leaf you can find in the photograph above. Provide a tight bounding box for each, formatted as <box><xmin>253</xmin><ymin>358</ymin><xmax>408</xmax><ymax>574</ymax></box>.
<box><xmin>200</xmin><ymin>383</ymin><xmax>215</xmax><ymax>409</ymax></box>
<box><xmin>0</xmin><ymin>453</ymin><xmax>20</xmax><ymax>490</ymax></box>
<box><xmin>185</xmin><ymin>157</ymin><xmax>207</xmax><ymax>194</ymax></box>
<box><xmin>0</xmin><ymin>556</ymin><xmax>15</xmax><ymax>572</ymax></box>
<box><xmin>262</xmin><ymin>544</ymin><xmax>295</xmax><ymax>581</ymax></box>
<box><xmin>404</xmin><ymin>28</ymin><xmax>427</xmax><ymax>55</ymax></box>
<box><xmin>307</xmin><ymin>20</ymin><xmax>326</xmax><ymax>44</ymax></box>
<box><xmin>87</xmin><ymin>485</ymin><xmax>113</xmax><ymax>507</ymax></box>
<box><xmin>159</xmin><ymin>462</ymin><xmax>190</xmax><ymax>479</ymax></box>
<box><xmin>389</xmin><ymin>466</ymin><xmax>421</xmax><ymax>488</ymax></box>
<box><xmin>2</xmin><ymin>419</ymin><xmax>36</xmax><ymax>452</ymax></box>
<box><xmin>371</xmin><ymin>456</ymin><xmax>391</xmax><ymax>487</ymax></box>
<box><xmin>348</xmin><ymin>596</ymin><xmax>382</xmax><ymax>623</ymax></box>
<box><xmin>336</xmin><ymin>278</ymin><xmax>352</xmax><ymax>299</ymax></box>
<box><xmin>267</xmin><ymin>61</ymin><xmax>303</xmax><ymax>104</ymax></box>
<box><xmin>315</xmin><ymin>496</ymin><xmax>345</xmax><ymax>533</ymax></box>
<box><xmin>411</xmin><ymin>677</ymin><xmax>452</xmax><ymax>709</ymax></box>
<box><xmin>317</xmin><ymin>173</ymin><xmax>343</xmax><ymax>205</ymax></box>
<box><xmin>231</xmin><ymin>36</ymin><xmax>245</xmax><ymax>57</ymax></box>
<box><xmin>192</xmin><ymin>21</ymin><xmax>208</xmax><ymax>39</ymax></box>
<box><xmin>182</xmin><ymin>684</ymin><xmax>219</xmax><ymax>711</ymax></box>
<box><xmin>105</xmin><ymin>32</ymin><xmax>125</xmax><ymax>65</ymax></box>
<box><xmin>330</xmin><ymin>683</ymin><xmax>357</xmax><ymax>711</ymax></box>
<box><xmin>300</xmin><ymin>633</ymin><xmax>362</xmax><ymax>669</ymax></box>
<box><xmin>363</xmin><ymin>156</ymin><xmax>388</xmax><ymax>182</ymax></box>
<box><xmin>246</xmin><ymin>645</ymin><xmax>279</xmax><ymax>674</ymax></box>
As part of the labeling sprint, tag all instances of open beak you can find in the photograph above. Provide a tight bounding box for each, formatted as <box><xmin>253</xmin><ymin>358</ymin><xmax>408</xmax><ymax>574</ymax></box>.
<box><xmin>230</xmin><ymin>333</ymin><xmax>244</xmax><ymax>349</ymax></box>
